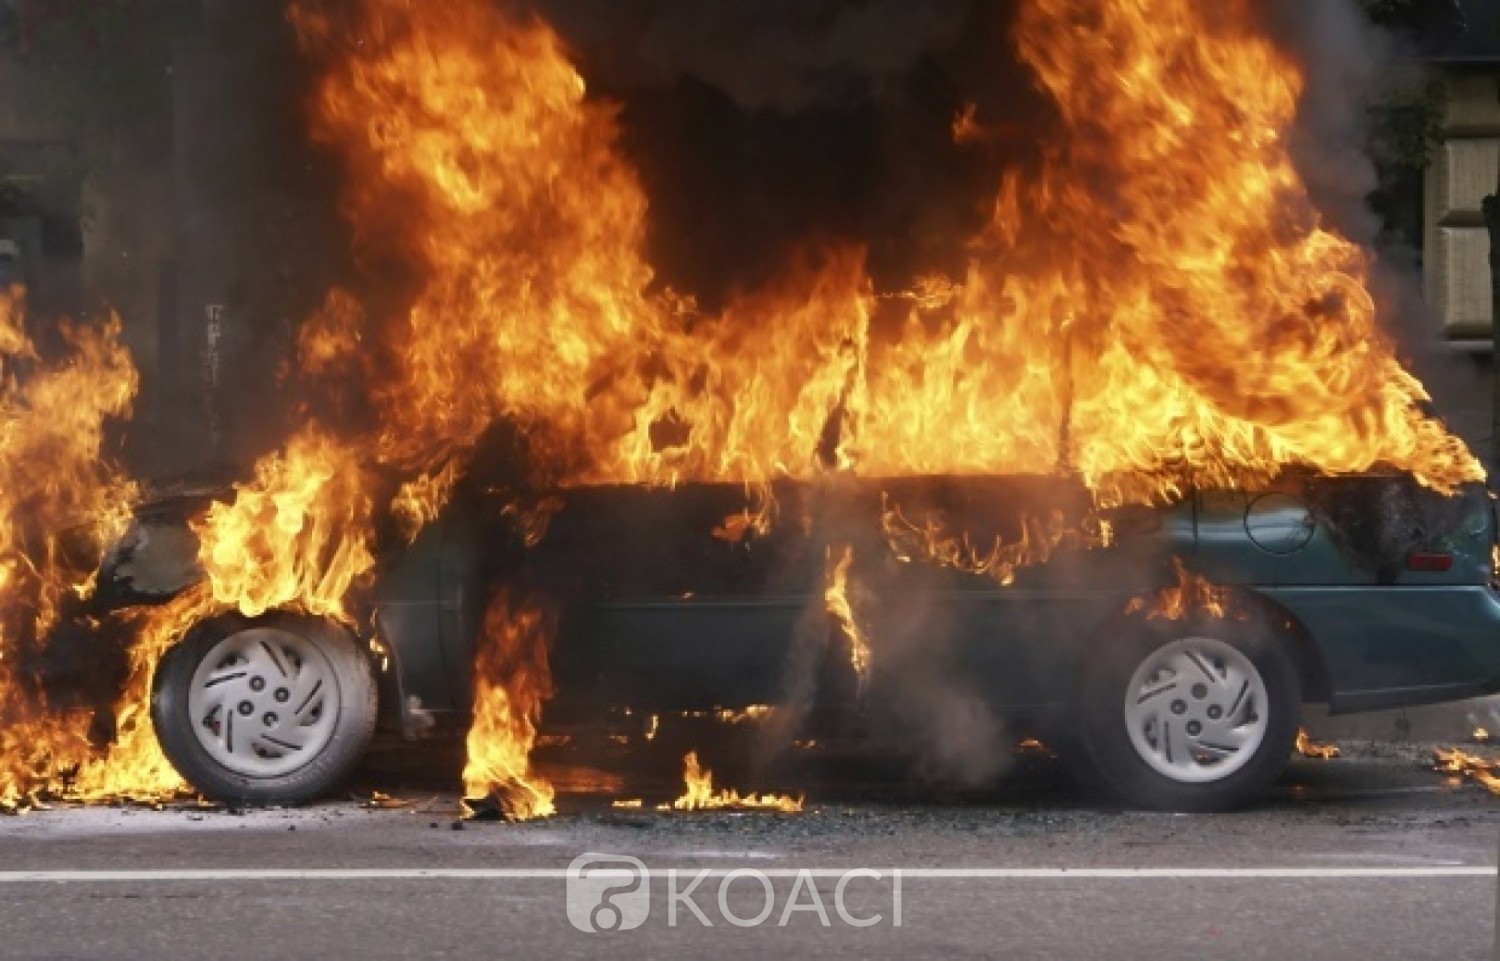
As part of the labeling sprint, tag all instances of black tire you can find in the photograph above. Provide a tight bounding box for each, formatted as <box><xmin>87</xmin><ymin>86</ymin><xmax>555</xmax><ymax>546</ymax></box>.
<box><xmin>1076</xmin><ymin>615</ymin><xmax>1300</xmax><ymax>812</ymax></box>
<box><xmin>151</xmin><ymin>611</ymin><xmax>377</xmax><ymax>805</ymax></box>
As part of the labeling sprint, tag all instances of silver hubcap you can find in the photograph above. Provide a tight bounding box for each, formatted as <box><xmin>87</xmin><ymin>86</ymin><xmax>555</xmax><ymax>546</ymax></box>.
<box><xmin>1123</xmin><ymin>637</ymin><xmax>1268</xmax><ymax>784</ymax></box>
<box><xmin>188</xmin><ymin>628</ymin><xmax>340</xmax><ymax>779</ymax></box>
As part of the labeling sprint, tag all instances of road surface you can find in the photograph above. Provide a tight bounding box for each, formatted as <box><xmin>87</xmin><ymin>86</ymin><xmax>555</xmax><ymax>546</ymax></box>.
<box><xmin>0</xmin><ymin>742</ymin><xmax>1494</xmax><ymax>960</ymax></box>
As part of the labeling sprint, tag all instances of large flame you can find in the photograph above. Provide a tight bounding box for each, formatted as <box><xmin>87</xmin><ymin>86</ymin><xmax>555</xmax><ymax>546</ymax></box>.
<box><xmin>0</xmin><ymin>285</ymin><xmax>147</xmax><ymax>806</ymax></box>
<box><xmin>997</xmin><ymin>0</ymin><xmax>1480</xmax><ymax>501</ymax></box>
<box><xmin>69</xmin><ymin>589</ymin><xmax>207</xmax><ymax>800</ymax></box>
<box><xmin>0</xmin><ymin>0</ymin><xmax>1487</xmax><ymax>815</ymax></box>
<box><xmin>266</xmin><ymin>0</ymin><xmax>1486</xmax><ymax>815</ymax></box>
<box><xmin>289</xmin><ymin>0</ymin><xmax>1478</xmax><ymax>504</ymax></box>
<box><xmin>65</xmin><ymin>426</ymin><xmax>379</xmax><ymax>803</ymax></box>
<box><xmin>20</xmin><ymin>0</ymin><xmax>1469</xmax><ymax>811</ymax></box>
<box><xmin>194</xmin><ymin>426</ymin><xmax>375</xmax><ymax>622</ymax></box>
<box><xmin>460</xmin><ymin>592</ymin><xmax>555</xmax><ymax>820</ymax></box>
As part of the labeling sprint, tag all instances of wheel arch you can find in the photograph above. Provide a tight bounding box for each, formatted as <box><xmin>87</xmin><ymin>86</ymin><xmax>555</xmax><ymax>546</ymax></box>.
<box><xmin>1066</xmin><ymin>586</ymin><xmax>1331</xmax><ymax>706</ymax></box>
<box><xmin>1233</xmin><ymin>589</ymin><xmax>1331</xmax><ymax>704</ymax></box>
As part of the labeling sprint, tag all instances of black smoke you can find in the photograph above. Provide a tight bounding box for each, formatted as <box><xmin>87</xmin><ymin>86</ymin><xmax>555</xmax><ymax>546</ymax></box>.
<box><xmin>535</xmin><ymin>0</ymin><xmax>1052</xmax><ymax>305</ymax></box>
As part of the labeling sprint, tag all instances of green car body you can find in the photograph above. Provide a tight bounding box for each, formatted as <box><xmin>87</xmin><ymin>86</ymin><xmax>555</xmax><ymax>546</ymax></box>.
<box><xmin>112</xmin><ymin>470</ymin><xmax>1500</xmax><ymax>808</ymax></box>
<box><xmin>364</xmin><ymin>474</ymin><xmax>1500</xmax><ymax>735</ymax></box>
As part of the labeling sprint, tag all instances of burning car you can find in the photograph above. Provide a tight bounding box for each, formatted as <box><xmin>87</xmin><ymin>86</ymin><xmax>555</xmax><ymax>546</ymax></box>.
<box><xmin>102</xmin><ymin>469</ymin><xmax>1500</xmax><ymax>813</ymax></box>
<box><xmin>2</xmin><ymin>0</ymin><xmax>1495</xmax><ymax>822</ymax></box>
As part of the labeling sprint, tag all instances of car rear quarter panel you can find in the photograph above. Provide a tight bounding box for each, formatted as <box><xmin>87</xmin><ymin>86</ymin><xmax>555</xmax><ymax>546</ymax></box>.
<box><xmin>1193</xmin><ymin>479</ymin><xmax>1500</xmax><ymax>712</ymax></box>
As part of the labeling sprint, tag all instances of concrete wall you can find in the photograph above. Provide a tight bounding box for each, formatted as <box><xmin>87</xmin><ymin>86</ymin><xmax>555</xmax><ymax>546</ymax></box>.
<box><xmin>1424</xmin><ymin>71</ymin><xmax>1500</xmax><ymax>341</ymax></box>
<box><xmin>0</xmin><ymin>17</ymin><xmax>180</xmax><ymax>475</ymax></box>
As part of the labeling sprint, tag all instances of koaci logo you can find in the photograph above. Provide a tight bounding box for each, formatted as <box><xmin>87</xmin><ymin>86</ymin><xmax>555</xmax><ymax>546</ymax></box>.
<box><xmin>566</xmin><ymin>854</ymin><xmax>651</xmax><ymax>932</ymax></box>
<box><xmin>565</xmin><ymin>854</ymin><xmax>904</xmax><ymax>932</ymax></box>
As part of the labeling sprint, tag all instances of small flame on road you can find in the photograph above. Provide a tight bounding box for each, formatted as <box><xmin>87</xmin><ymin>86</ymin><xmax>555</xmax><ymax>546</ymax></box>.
<box><xmin>670</xmin><ymin>751</ymin><xmax>804</xmax><ymax>813</ymax></box>
<box><xmin>460</xmin><ymin>594</ymin><xmax>555</xmax><ymax>821</ymax></box>
<box><xmin>1294</xmin><ymin>729</ymin><xmax>1340</xmax><ymax>760</ymax></box>
<box><xmin>1433</xmin><ymin>747</ymin><xmax>1500</xmax><ymax>795</ymax></box>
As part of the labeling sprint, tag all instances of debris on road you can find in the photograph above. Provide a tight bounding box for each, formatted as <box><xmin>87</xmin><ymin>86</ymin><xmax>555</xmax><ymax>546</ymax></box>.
<box><xmin>1296</xmin><ymin>729</ymin><xmax>1340</xmax><ymax>760</ymax></box>
<box><xmin>1433</xmin><ymin>747</ymin><xmax>1500</xmax><ymax>795</ymax></box>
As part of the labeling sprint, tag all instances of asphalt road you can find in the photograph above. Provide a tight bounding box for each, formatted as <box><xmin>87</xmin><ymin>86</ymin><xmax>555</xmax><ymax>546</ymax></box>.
<box><xmin>0</xmin><ymin>744</ymin><xmax>1496</xmax><ymax>960</ymax></box>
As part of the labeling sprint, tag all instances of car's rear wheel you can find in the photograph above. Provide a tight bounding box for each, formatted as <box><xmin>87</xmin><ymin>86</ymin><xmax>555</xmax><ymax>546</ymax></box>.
<box><xmin>1077</xmin><ymin>618</ymin><xmax>1300</xmax><ymax>812</ymax></box>
<box><xmin>151</xmin><ymin>612</ymin><xmax>377</xmax><ymax>805</ymax></box>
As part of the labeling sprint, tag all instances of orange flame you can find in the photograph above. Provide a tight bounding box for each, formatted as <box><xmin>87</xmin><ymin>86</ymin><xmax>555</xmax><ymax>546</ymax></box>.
<box><xmin>288</xmin><ymin>0</ymin><xmax>1481</xmax><ymax>501</ymax></box>
<box><xmin>274</xmin><ymin>0</ymin><xmax>1489</xmax><ymax>811</ymax></box>
<box><xmin>79</xmin><ymin>425</ymin><xmax>382</xmax><ymax>804</ymax></box>
<box><xmin>69</xmin><ymin>589</ymin><xmax>211</xmax><ymax>801</ymax></box>
<box><xmin>460</xmin><ymin>592</ymin><xmax>555</xmax><ymax>821</ymax></box>
<box><xmin>1434</xmin><ymin>747</ymin><xmax>1500</xmax><ymax>795</ymax></box>
<box><xmin>671</xmin><ymin>751</ymin><xmax>803</xmax><ymax>813</ymax></box>
<box><xmin>226</xmin><ymin>0</ymin><xmax>1492</xmax><ymax>811</ymax></box>
<box><xmin>1295</xmin><ymin>728</ymin><xmax>1340</xmax><ymax>760</ymax></box>
<box><xmin>0</xmin><ymin>285</ymin><xmax>148</xmax><ymax>807</ymax></box>
<box><xmin>1001</xmin><ymin>0</ymin><xmax>1480</xmax><ymax>502</ymax></box>
<box><xmin>825</xmin><ymin>545</ymin><xmax>872</xmax><ymax>694</ymax></box>
<box><xmin>881</xmin><ymin>494</ymin><xmax>1112</xmax><ymax>587</ymax></box>
<box><xmin>0</xmin><ymin>0</ymin><xmax>1481</xmax><ymax>814</ymax></box>
<box><xmin>1127</xmin><ymin>558</ymin><xmax>1239</xmax><ymax>621</ymax></box>
<box><xmin>195</xmin><ymin>426</ymin><xmax>375</xmax><ymax>622</ymax></box>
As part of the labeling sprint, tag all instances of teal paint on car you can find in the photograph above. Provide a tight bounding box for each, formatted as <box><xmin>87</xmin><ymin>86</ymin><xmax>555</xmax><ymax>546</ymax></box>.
<box><xmin>122</xmin><ymin>472</ymin><xmax>1500</xmax><ymax>808</ymax></box>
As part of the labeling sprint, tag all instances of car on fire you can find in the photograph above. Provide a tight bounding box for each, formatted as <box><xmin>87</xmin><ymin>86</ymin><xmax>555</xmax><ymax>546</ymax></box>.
<box><xmin>104</xmin><ymin>471</ymin><xmax>1500</xmax><ymax>812</ymax></box>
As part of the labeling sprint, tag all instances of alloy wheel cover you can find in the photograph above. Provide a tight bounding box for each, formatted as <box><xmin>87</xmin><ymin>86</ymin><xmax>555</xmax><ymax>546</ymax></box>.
<box><xmin>186</xmin><ymin>627</ymin><xmax>342</xmax><ymax>779</ymax></box>
<box><xmin>1122</xmin><ymin>636</ymin><xmax>1270</xmax><ymax>784</ymax></box>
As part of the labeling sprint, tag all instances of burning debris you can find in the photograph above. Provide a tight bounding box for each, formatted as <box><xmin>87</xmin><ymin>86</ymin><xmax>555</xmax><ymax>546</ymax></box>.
<box><xmin>706</xmin><ymin>706</ymin><xmax>773</xmax><ymax>725</ymax></box>
<box><xmin>1295</xmin><ymin>729</ymin><xmax>1341</xmax><ymax>760</ymax></box>
<box><xmin>1433</xmin><ymin>748</ymin><xmax>1500</xmax><ymax>795</ymax></box>
<box><xmin>1014</xmin><ymin>738</ymin><xmax>1054</xmax><ymax>759</ymax></box>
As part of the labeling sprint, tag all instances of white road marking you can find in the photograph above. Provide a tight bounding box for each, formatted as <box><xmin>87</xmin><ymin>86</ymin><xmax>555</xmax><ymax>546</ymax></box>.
<box><xmin>0</xmin><ymin>867</ymin><xmax>1489</xmax><ymax>883</ymax></box>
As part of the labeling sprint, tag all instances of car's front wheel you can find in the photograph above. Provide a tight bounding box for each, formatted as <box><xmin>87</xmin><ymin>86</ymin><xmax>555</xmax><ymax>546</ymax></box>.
<box><xmin>1077</xmin><ymin>619</ymin><xmax>1300</xmax><ymax>812</ymax></box>
<box><xmin>151</xmin><ymin>612</ymin><xmax>377</xmax><ymax>805</ymax></box>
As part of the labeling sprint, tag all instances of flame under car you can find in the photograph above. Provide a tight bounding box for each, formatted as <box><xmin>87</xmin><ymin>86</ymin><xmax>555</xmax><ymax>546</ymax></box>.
<box><xmin>107</xmin><ymin>473</ymin><xmax>1500</xmax><ymax>812</ymax></box>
